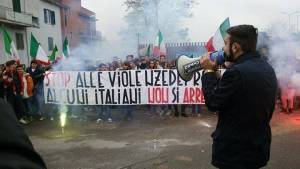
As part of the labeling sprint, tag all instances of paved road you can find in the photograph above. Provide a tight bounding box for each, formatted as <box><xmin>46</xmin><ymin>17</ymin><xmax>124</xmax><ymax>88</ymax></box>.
<box><xmin>25</xmin><ymin>108</ymin><xmax>300</xmax><ymax>169</ymax></box>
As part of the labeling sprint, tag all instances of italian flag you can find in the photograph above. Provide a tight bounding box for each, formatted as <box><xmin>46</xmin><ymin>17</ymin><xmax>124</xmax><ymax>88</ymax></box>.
<box><xmin>2</xmin><ymin>29</ymin><xmax>20</xmax><ymax>62</ymax></box>
<box><xmin>205</xmin><ymin>18</ymin><xmax>230</xmax><ymax>52</ymax></box>
<box><xmin>139</xmin><ymin>44</ymin><xmax>152</xmax><ymax>57</ymax></box>
<box><xmin>30</xmin><ymin>33</ymin><xmax>49</xmax><ymax>64</ymax></box>
<box><xmin>49</xmin><ymin>45</ymin><xmax>58</xmax><ymax>62</ymax></box>
<box><xmin>153</xmin><ymin>30</ymin><xmax>166</xmax><ymax>57</ymax></box>
<box><xmin>62</xmin><ymin>37</ymin><xmax>70</xmax><ymax>58</ymax></box>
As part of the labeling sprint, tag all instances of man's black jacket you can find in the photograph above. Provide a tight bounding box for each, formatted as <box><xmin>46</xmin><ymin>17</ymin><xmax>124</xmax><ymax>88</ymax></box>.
<box><xmin>201</xmin><ymin>52</ymin><xmax>277</xmax><ymax>168</ymax></box>
<box><xmin>0</xmin><ymin>98</ymin><xmax>46</xmax><ymax>168</ymax></box>
<box><xmin>26</xmin><ymin>66</ymin><xmax>45</xmax><ymax>86</ymax></box>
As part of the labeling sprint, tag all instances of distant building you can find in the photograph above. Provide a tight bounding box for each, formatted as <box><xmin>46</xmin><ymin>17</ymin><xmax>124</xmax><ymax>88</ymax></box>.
<box><xmin>0</xmin><ymin>0</ymin><xmax>33</xmax><ymax>64</ymax></box>
<box><xmin>26</xmin><ymin>0</ymin><xmax>63</xmax><ymax>61</ymax></box>
<box><xmin>139</xmin><ymin>42</ymin><xmax>207</xmax><ymax>61</ymax></box>
<box><xmin>60</xmin><ymin>0</ymin><xmax>101</xmax><ymax>49</ymax></box>
<box><xmin>0</xmin><ymin>0</ymin><xmax>63</xmax><ymax>65</ymax></box>
<box><xmin>0</xmin><ymin>0</ymin><xmax>100</xmax><ymax>65</ymax></box>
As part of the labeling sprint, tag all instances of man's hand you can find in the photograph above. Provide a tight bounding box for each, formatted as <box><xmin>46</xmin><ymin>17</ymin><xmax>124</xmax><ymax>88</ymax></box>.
<box><xmin>224</xmin><ymin>61</ymin><xmax>234</xmax><ymax>68</ymax></box>
<box><xmin>7</xmin><ymin>78</ymin><xmax>13</xmax><ymax>82</ymax></box>
<box><xmin>200</xmin><ymin>52</ymin><xmax>217</xmax><ymax>70</ymax></box>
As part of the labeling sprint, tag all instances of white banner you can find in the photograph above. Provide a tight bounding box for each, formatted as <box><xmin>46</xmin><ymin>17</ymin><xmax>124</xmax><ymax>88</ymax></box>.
<box><xmin>44</xmin><ymin>70</ymin><xmax>205</xmax><ymax>105</ymax></box>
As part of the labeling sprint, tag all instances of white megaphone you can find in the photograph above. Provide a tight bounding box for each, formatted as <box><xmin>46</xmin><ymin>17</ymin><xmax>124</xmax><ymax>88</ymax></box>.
<box><xmin>176</xmin><ymin>51</ymin><xmax>225</xmax><ymax>81</ymax></box>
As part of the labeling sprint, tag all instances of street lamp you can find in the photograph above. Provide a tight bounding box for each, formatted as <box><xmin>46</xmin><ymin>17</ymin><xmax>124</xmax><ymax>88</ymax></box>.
<box><xmin>282</xmin><ymin>11</ymin><xmax>299</xmax><ymax>32</ymax></box>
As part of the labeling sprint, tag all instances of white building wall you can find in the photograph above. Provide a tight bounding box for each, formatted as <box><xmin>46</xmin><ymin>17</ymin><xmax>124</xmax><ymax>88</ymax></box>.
<box><xmin>24</xmin><ymin>0</ymin><xmax>39</xmax><ymax>17</ymax></box>
<box><xmin>0</xmin><ymin>0</ymin><xmax>63</xmax><ymax>65</ymax></box>
<box><xmin>26</xmin><ymin>0</ymin><xmax>63</xmax><ymax>61</ymax></box>
<box><xmin>0</xmin><ymin>0</ymin><xmax>13</xmax><ymax>8</ymax></box>
<box><xmin>0</xmin><ymin>0</ymin><xmax>28</xmax><ymax>18</ymax></box>
<box><xmin>0</xmin><ymin>27</ymin><xmax>28</xmax><ymax>65</ymax></box>
<box><xmin>0</xmin><ymin>0</ymin><xmax>29</xmax><ymax>64</ymax></box>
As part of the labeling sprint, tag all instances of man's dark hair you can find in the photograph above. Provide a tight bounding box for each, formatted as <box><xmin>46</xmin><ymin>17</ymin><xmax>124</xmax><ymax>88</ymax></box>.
<box><xmin>227</xmin><ymin>25</ymin><xmax>258</xmax><ymax>53</ymax></box>
<box><xmin>6</xmin><ymin>60</ymin><xmax>16</xmax><ymax>67</ymax></box>
<box><xmin>126</xmin><ymin>55</ymin><xmax>134</xmax><ymax>59</ymax></box>
<box><xmin>123</xmin><ymin>61</ymin><xmax>130</xmax><ymax>66</ymax></box>
<box><xmin>97</xmin><ymin>63</ymin><xmax>104</xmax><ymax>67</ymax></box>
<box><xmin>31</xmin><ymin>60</ymin><xmax>38</xmax><ymax>65</ymax></box>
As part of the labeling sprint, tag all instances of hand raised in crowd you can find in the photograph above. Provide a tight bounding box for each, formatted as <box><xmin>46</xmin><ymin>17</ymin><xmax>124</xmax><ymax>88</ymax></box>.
<box><xmin>7</xmin><ymin>77</ymin><xmax>13</xmax><ymax>82</ymax></box>
<box><xmin>200</xmin><ymin>52</ymin><xmax>217</xmax><ymax>70</ymax></box>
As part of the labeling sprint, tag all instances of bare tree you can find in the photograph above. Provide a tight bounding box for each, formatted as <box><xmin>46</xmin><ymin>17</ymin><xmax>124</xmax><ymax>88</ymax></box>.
<box><xmin>121</xmin><ymin>0</ymin><xmax>198</xmax><ymax>43</ymax></box>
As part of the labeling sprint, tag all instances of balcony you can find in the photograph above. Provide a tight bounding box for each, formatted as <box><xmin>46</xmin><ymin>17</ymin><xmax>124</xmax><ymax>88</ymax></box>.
<box><xmin>0</xmin><ymin>6</ymin><xmax>33</xmax><ymax>27</ymax></box>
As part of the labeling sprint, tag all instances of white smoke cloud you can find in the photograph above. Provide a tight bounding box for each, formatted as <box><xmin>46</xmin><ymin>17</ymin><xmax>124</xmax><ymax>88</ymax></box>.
<box><xmin>53</xmin><ymin>42</ymin><xmax>104</xmax><ymax>71</ymax></box>
<box><xmin>53</xmin><ymin>0</ymin><xmax>199</xmax><ymax>68</ymax></box>
<box><xmin>119</xmin><ymin>0</ymin><xmax>198</xmax><ymax>58</ymax></box>
<box><xmin>266</xmin><ymin>22</ymin><xmax>300</xmax><ymax>91</ymax></box>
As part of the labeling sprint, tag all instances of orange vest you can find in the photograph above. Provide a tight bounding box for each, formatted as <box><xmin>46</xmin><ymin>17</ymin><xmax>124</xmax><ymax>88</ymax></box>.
<box><xmin>26</xmin><ymin>76</ymin><xmax>34</xmax><ymax>97</ymax></box>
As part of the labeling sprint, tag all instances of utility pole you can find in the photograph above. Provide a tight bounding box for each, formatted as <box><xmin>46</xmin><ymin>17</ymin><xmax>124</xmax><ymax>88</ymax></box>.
<box><xmin>137</xmin><ymin>32</ymin><xmax>140</xmax><ymax>58</ymax></box>
<box><xmin>154</xmin><ymin>0</ymin><xmax>159</xmax><ymax>31</ymax></box>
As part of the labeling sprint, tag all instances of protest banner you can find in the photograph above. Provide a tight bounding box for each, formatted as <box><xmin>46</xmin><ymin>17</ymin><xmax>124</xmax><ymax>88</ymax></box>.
<box><xmin>44</xmin><ymin>70</ymin><xmax>205</xmax><ymax>105</ymax></box>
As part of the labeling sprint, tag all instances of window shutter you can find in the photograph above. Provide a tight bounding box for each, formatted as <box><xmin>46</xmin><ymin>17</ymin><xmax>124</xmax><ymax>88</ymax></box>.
<box><xmin>16</xmin><ymin>33</ymin><xmax>24</xmax><ymax>50</ymax></box>
<box><xmin>44</xmin><ymin>9</ymin><xmax>48</xmax><ymax>23</ymax></box>
<box><xmin>13</xmin><ymin>0</ymin><xmax>21</xmax><ymax>12</ymax></box>
<box><xmin>48</xmin><ymin>37</ymin><xmax>54</xmax><ymax>51</ymax></box>
<box><xmin>51</xmin><ymin>11</ymin><xmax>56</xmax><ymax>25</ymax></box>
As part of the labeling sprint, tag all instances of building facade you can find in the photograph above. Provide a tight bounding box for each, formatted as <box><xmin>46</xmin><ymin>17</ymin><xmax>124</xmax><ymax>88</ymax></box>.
<box><xmin>60</xmin><ymin>0</ymin><xmax>101</xmax><ymax>49</ymax></box>
<box><xmin>26</xmin><ymin>0</ymin><xmax>63</xmax><ymax>63</ymax></box>
<box><xmin>0</xmin><ymin>0</ymin><xmax>98</xmax><ymax>65</ymax></box>
<box><xmin>0</xmin><ymin>0</ymin><xmax>33</xmax><ymax>64</ymax></box>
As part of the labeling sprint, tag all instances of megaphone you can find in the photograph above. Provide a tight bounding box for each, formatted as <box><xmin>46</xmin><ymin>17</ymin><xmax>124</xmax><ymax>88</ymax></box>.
<box><xmin>176</xmin><ymin>51</ymin><xmax>225</xmax><ymax>81</ymax></box>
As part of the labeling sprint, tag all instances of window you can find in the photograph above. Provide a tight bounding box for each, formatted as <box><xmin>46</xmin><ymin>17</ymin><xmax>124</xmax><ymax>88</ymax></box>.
<box><xmin>64</xmin><ymin>11</ymin><xmax>68</xmax><ymax>26</ymax></box>
<box><xmin>48</xmin><ymin>37</ymin><xmax>54</xmax><ymax>51</ymax></box>
<box><xmin>15</xmin><ymin>33</ymin><xmax>24</xmax><ymax>50</ymax></box>
<box><xmin>44</xmin><ymin>9</ymin><xmax>56</xmax><ymax>25</ymax></box>
<box><xmin>32</xmin><ymin>16</ymin><xmax>39</xmax><ymax>27</ymax></box>
<box><xmin>12</xmin><ymin>0</ymin><xmax>21</xmax><ymax>13</ymax></box>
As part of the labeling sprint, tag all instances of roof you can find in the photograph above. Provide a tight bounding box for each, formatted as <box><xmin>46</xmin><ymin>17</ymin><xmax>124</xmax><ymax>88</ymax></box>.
<box><xmin>79</xmin><ymin>7</ymin><xmax>95</xmax><ymax>17</ymax></box>
<box><xmin>42</xmin><ymin>0</ymin><xmax>68</xmax><ymax>8</ymax></box>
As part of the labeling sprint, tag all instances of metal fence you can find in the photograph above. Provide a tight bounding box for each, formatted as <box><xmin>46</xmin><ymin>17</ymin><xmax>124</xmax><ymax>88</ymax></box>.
<box><xmin>139</xmin><ymin>42</ymin><xmax>207</xmax><ymax>60</ymax></box>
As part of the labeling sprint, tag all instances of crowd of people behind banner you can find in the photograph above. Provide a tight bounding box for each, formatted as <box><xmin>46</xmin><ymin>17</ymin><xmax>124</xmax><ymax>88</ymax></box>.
<box><xmin>0</xmin><ymin>51</ymin><xmax>299</xmax><ymax>125</ymax></box>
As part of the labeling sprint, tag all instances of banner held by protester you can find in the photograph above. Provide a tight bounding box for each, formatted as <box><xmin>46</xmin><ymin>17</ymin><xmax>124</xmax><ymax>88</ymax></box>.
<box><xmin>44</xmin><ymin>70</ymin><xmax>205</xmax><ymax>105</ymax></box>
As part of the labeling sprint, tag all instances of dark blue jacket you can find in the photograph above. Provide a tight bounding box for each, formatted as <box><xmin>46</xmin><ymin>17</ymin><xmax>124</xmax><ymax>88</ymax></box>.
<box><xmin>202</xmin><ymin>52</ymin><xmax>277</xmax><ymax>168</ymax></box>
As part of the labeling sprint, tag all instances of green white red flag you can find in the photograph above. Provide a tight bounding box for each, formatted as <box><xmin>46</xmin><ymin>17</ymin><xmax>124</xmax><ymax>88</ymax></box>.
<box><xmin>205</xmin><ymin>18</ymin><xmax>230</xmax><ymax>52</ymax></box>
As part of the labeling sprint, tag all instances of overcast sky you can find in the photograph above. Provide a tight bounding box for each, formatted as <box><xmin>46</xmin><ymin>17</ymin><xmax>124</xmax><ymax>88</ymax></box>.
<box><xmin>82</xmin><ymin>0</ymin><xmax>300</xmax><ymax>43</ymax></box>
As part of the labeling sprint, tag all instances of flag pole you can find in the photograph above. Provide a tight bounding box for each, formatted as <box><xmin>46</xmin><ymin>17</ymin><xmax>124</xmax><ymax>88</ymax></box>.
<box><xmin>155</xmin><ymin>0</ymin><xmax>159</xmax><ymax>31</ymax></box>
<box><xmin>137</xmin><ymin>33</ymin><xmax>140</xmax><ymax>58</ymax></box>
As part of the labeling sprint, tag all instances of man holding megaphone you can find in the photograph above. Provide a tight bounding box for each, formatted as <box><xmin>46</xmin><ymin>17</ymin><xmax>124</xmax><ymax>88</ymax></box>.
<box><xmin>181</xmin><ymin>25</ymin><xmax>278</xmax><ymax>169</ymax></box>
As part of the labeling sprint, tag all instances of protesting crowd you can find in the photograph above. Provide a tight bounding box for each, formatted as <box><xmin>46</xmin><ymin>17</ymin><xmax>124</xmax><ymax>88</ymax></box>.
<box><xmin>0</xmin><ymin>55</ymin><xmax>203</xmax><ymax>125</ymax></box>
<box><xmin>0</xmin><ymin>49</ymin><xmax>299</xmax><ymax>125</ymax></box>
